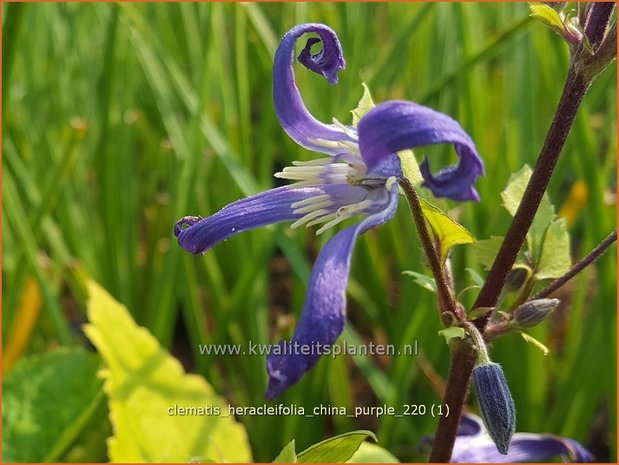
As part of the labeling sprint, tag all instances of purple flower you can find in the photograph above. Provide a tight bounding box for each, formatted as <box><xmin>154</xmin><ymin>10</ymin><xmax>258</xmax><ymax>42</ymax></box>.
<box><xmin>174</xmin><ymin>23</ymin><xmax>484</xmax><ymax>399</ymax></box>
<box><xmin>450</xmin><ymin>413</ymin><xmax>594</xmax><ymax>463</ymax></box>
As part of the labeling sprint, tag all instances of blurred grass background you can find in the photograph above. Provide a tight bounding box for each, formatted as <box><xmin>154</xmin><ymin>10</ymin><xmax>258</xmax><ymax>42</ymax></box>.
<box><xmin>2</xmin><ymin>2</ymin><xmax>616</xmax><ymax>462</ymax></box>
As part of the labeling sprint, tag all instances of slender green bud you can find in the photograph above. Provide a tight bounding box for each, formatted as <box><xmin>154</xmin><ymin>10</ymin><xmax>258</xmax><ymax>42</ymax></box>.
<box><xmin>510</xmin><ymin>298</ymin><xmax>559</xmax><ymax>329</ymax></box>
<box><xmin>473</xmin><ymin>362</ymin><xmax>516</xmax><ymax>455</ymax></box>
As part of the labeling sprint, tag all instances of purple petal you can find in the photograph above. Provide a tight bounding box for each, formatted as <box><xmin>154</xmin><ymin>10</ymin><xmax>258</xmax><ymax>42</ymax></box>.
<box><xmin>357</xmin><ymin>100</ymin><xmax>485</xmax><ymax>201</ymax></box>
<box><xmin>458</xmin><ymin>413</ymin><xmax>484</xmax><ymax>437</ymax></box>
<box><xmin>451</xmin><ymin>432</ymin><xmax>594</xmax><ymax>463</ymax></box>
<box><xmin>174</xmin><ymin>186</ymin><xmax>326</xmax><ymax>255</ymax></box>
<box><xmin>265</xmin><ymin>185</ymin><xmax>399</xmax><ymax>399</ymax></box>
<box><xmin>273</xmin><ymin>23</ymin><xmax>353</xmax><ymax>155</ymax></box>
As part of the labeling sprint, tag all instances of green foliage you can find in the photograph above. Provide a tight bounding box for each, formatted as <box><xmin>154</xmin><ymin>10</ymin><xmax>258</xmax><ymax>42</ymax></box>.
<box><xmin>419</xmin><ymin>198</ymin><xmax>476</xmax><ymax>261</ymax></box>
<box><xmin>536</xmin><ymin>218</ymin><xmax>571</xmax><ymax>279</ymax></box>
<box><xmin>84</xmin><ymin>280</ymin><xmax>252</xmax><ymax>462</ymax></box>
<box><xmin>347</xmin><ymin>442</ymin><xmax>400</xmax><ymax>463</ymax></box>
<box><xmin>501</xmin><ymin>165</ymin><xmax>555</xmax><ymax>259</ymax></box>
<box><xmin>438</xmin><ymin>327</ymin><xmax>466</xmax><ymax>344</ymax></box>
<box><xmin>473</xmin><ymin>236</ymin><xmax>505</xmax><ymax>270</ymax></box>
<box><xmin>351</xmin><ymin>83</ymin><xmax>376</xmax><ymax>127</ymax></box>
<box><xmin>274</xmin><ymin>440</ymin><xmax>298</xmax><ymax>463</ymax></box>
<box><xmin>2</xmin><ymin>348</ymin><xmax>102</xmax><ymax>462</ymax></box>
<box><xmin>297</xmin><ymin>431</ymin><xmax>377</xmax><ymax>463</ymax></box>
<box><xmin>402</xmin><ymin>270</ymin><xmax>436</xmax><ymax>294</ymax></box>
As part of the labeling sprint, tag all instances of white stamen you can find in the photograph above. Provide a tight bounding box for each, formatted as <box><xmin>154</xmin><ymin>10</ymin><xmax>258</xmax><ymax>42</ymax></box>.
<box><xmin>332</xmin><ymin>118</ymin><xmax>358</xmax><ymax>140</ymax></box>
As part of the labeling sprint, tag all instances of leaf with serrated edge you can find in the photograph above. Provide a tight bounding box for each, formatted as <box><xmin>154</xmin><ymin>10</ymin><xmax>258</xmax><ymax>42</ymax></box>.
<box><xmin>297</xmin><ymin>430</ymin><xmax>376</xmax><ymax>463</ymax></box>
<box><xmin>419</xmin><ymin>198</ymin><xmax>475</xmax><ymax>261</ymax></box>
<box><xmin>83</xmin><ymin>280</ymin><xmax>251</xmax><ymax>463</ymax></box>
<box><xmin>536</xmin><ymin>219</ymin><xmax>571</xmax><ymax>279</ymax></box>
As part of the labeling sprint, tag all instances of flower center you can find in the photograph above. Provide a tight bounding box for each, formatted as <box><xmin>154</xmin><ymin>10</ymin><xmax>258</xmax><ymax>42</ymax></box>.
<box><xmin>274</xmin><ymin>130</ymin><xmax>394</xmax><ymax>235</ymax></box>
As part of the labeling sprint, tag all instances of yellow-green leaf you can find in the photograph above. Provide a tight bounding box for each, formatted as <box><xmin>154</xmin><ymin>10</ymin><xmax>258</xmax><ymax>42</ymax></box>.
<box><xmin>520</xmin><ymin>332</ymin><xmax>550</xmax><ymax>356</ymax></box>
<box><xmin>84</xmin><ymin>280</ymin><xmax>251</xmax><ymax>463</ymax></box>
<box><xmin>351</xmin><ymin>83</ymin><xmax>375</xmax><ymax>127</ymax></box>
<box><xmin>398</xmin><ymin>149</ymin><xmax>423</xmax><ymax>186</ymax></box>
<box><xmin>347</xmin><ymin>442</ymin><xmax>399</xmax><ymax>463</ymax></box>
<box><xmin>297</xmin><ymin>430</ymin><xmax>376</xmax><ymax>463</ymax></box>
<box><xmin>438</xmin><ymin>327</ymin><xmax>466</xmax><ymax>344</ymax></box>
<box><xmin>529</xmin><ymin>3</ymin><xmax>566</xmax><ymax>32</ymax></box>
<box><xmin>536</xmin><ymin>218</ymin><xmax>571</xmax><ymax>280</ymax></box>
<box><xmin>419</xmin><ymin>198</ymin><xmax>475</xmax><ymax>260</ymax></box>
<box><xmin>501</xmin><ymin>165</ymin><xmax>555</xmax><ymax>258</ymax></box>
<box><xmin>473</xmin><ymin>236</ymin><xmax>504</xmax><ymax>270</ymax></box>
<box><xmin>274</xmin><ymin>440</ymin><xmax>297</xmax><ymax>463</ymax></box>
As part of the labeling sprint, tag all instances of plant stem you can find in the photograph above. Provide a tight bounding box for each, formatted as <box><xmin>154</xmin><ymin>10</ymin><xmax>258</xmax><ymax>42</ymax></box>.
<box><xmin>399</xmin><ymin>178</ymin><xmax>459</xmax><ymax>325</ymax></box>
<box><xmin>584</xmin><ymin>2</ymin><xmax>615</xmax><ymax>48</ymax></box>
<box><xmin>534</xmin><ymin>230</ymin><xmax>617</xmax><ymax>299</ymax></box>
<box><xmin>472</xmin><ymin>63</ymin><xmax>591</xmax><ymax>328</ymax></box>
<box><xmin>428</xmin><ymin>339</ymin><xmax>477</xmax><ymax>462</ymax></box>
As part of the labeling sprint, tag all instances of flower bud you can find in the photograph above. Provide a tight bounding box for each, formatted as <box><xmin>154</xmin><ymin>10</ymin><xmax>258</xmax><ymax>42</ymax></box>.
<box><xmin>473</xmin><ymin>362</ymin><xmax>516</xmax><ymax>455</ymax></box>
<box><xmin>510</xmin><ymin>298</ymin><xmax>559</xmax><ymax>329</ymax></box>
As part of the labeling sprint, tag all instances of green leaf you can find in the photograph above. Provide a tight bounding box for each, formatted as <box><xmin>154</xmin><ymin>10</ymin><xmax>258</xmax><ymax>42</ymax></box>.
<box><xmin>529</xmin><ymin>3</ymin><xmax>566</xmax><ymax>32</ymax></box>
<box><xmin>83</xmin><ymin>280</ymin><xmax>251</xmax><ymax>463</ymax></box>
<box><xmin>347</xmin><ymin>442</ymin><xmax>400</xmax><ymax>463</ymax></box>
<box><xmin>501</xmin><ymin>165</ymin><xmax>555</xmax><ymax>257</ymax></box>
<box><xmin>2</xmin><ymin>348</ymin><xmax>102</xmax><ymax>463</ymax></box>
<box><xmin>297</xmin><ymin>430</ymin><xmax>377</xmax><ymax>463</ymax></box>
<box><xmin>398</xmin><ymin>149</ymin><xmax>423</xmax><ymax>186</ymax></box>
<box><xmin>438</xmin><ymin>327</ymin><xmax>466</xmax><ymax>344</ymax></box>
<box><xmin>473</xmin><ymin>236</ymin><xmax>504</xmax><ymax>270</ymax></box>
<box><xmin>520</xmin><ymin>332</ymin><xmax>550</xmax><ymax>356</ymax></box>
<box><xmin>274</xmin><ymin>440</ymin><xmax>297</xmax><ymax>463</ymax></box>
<box><xmin>419</xmin><ymin>198</ymin><xmax>476</xmax><ymax>261</ymax></box>
<box><xmin>536</xmin><ymin>218</ymin><xmax>571</xmax><ymax>279</ymax></box>
<box><xmin>465</xmin><ymin>267</ymin><xmax>485</xmax><ymax>287</ymax></box>
<box><xmin>351</xmin><ymin>83</ymin><xmax>375</xmax><ymax>126</ymax></box>
<box><xmin>402</xmin><ymin>270</ymin><xmax>436</xmax><ymax>293</ymax></box>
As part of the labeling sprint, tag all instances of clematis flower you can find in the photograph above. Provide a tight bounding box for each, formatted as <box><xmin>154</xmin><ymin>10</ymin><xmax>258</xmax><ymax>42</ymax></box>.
<box><xmin>449</xmin><ymin>413</ymin><xmax>593</xmax><ymax>463</ymax></box>
<box><xmin>174</xmin><ymin>23</ymin><xmax>484</xmax><ymax>399</ymax></box>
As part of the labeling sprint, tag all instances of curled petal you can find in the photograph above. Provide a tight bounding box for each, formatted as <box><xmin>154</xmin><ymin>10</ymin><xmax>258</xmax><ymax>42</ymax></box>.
<box><xmin>266</xmin><ymin>184</ymin><xmax>399</xmax><ymax>399</ymax></box>
<box><xmin>273</xmin><ymin>23</ymin><xmax>353</xmax><ymax>155</ymax></box>
<box><xmin>174</xmin><ymin>186</ymin><xmax>327</xmax><ymax>255</ymax></box>
<box><xmin>357</xmin><ymin>100</ymin><xmax>484</xmax><ymax>201</ymax></box>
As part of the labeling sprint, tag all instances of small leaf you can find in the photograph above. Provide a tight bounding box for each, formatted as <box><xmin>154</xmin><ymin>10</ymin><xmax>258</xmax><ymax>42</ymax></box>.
<box><xmin>438</xmin><ymin>327</ymin><xmax>466</xmax><ymax>344</ymax></box>
<box><xmin>84</xmin><ymin>280</ymin><xmax>252</xmax><ymax>462</ymax></box>
<box><xmin>274</xmin><ymin>440</ymin><xmax>297</xmax><ymax>463</ymax></box>
<box><xmin>529</xmin><ymin>3</ymin><xmax>566</xmax><ymax>31</ymax></box>
<box><xmin>351</xmin><ymin>83</ymin><xmax>375</xmax><ymax>127</ymax></box>
<box><xmin>297</xmin><ymin>430</ymin><xmax>377</xmax><ymax>463</ymax></box>
<box><xmin>520</xmin><ymin>332</ymin><xmax>550</xmax><ymax>355</ymax></box>
<box><xmin>465</xmin><ymin>268</ymin><xmax>485</xmax><ymax>287</ymax></box>
<box><xmin>347</xmin><ymin>442</ymin><xmax>400</xmax><ymax>463</ymax></box>
<box><xmin>473</xmin><ymin>236</ymin><xmax>504</xmax><ymax>270</ymax></box>
<box><xmin>536</xmin><ymin>218</ymin><xmax>571</xmax><ymax>279</ymax></box>
<box><xmin>398</xmin><ymin>149</ymin><xmax>423</xmax><ymax>186</ymax></box>
<box><xmin>501</xmin><ymin>165</ymin><xmax>555</xmax><ymax>258</ymax></box>
<box><xmin>402</xmin><ymin>270</ymin><xmax>436</xmax><ymax>293</ymax></box>
<box><xmin>419</xmin><ymin>198</ymin><xmax>476</xmax><ymax>261</ymax></box>
<box><xmin>2</xmin><ymin>348</ymin><xmax>102</xmax><ymax>463</ymax></box>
